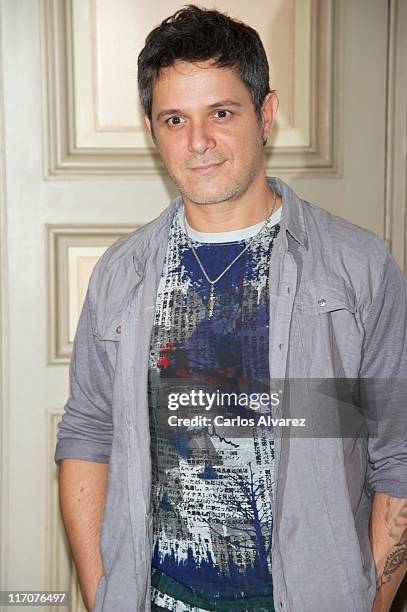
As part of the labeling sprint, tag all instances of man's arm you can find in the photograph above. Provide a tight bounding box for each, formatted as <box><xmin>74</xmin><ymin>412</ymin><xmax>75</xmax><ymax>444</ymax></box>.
<box><xmin>55</xmin><ymin>281</ymin><xmax>114</xmax><ymax>610</ymax></box>
<box><xmin>358</xmin><ymin>246</ymin><xmax>407</xmax><ymax>609</ymax></box>
<box><xmin>369</xmin><ymin>493</ymin><xmax>407</xmax><ymax>611</ymax></box>
<box><xmin>59</xmin><ymin>459</ymin><xmax>109</xmax><ymax>612</ymax></box>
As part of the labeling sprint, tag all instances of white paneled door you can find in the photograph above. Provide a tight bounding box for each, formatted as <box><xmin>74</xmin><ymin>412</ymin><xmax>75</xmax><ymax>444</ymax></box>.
<box><xmin>0</xmin><ymin>1</ymin><xmax>405</xmax><ymax>610</ymax></box>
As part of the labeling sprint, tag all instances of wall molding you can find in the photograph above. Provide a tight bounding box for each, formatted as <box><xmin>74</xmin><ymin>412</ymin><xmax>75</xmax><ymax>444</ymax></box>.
<box><xmin>0</xmin><ymin>0</ymin><xmax>9</xmax><ymax>594</ymax></box>
<box><xmin>384</xmin><ymin>0</ymin><xmax>407</xmax><ymax>273</ymax></box>
<box><xmin>383</xmin><ymin>1</ymin><xmax>407</xmax><ymax>604</ymax></box>
<box><xmin>40</xmin><ymin>0</ymin><xmax>342</xmax><ymax>178</ymax></box>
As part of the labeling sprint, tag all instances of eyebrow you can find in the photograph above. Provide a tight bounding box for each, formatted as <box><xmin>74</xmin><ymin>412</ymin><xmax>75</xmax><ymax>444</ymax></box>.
<box><xmin>208</xmin><ymin>99</ymin><xmax>242</xmax><ymax>109</ymax></box>
<box><xmin>156</xmin><ymin>99</ymin><xmax>242</xmax><ymax>121</ymax></box>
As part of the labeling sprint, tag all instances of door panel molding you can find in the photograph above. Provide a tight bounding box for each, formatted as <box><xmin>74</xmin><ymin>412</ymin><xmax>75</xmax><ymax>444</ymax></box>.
<box><xmin>40</xmin><ymin>0</ymin><xmax>342</xmax><ymax>178</ymax></box>
<box><xmin>47</xmin><ymin>224</ymin><xmax>139</xmax><ymax>364</ymax></box>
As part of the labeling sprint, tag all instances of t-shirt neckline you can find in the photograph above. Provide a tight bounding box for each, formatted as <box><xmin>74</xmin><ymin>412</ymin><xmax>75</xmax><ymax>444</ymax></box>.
<box><xmin>177</xmin><ymin>203</ymin><xmax>282</xmax><ymax>244</ymax></box>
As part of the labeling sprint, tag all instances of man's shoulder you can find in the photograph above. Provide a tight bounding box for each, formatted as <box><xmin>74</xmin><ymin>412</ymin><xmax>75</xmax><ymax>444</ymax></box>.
<box><xmin>302</xmin><ymin>197</ymin><xmax>386</xmax><ymax>260</ymax></box>
<box><xmin>271</xmin><ymin>177</ymin><xmax>387</xmax><ymax>264</ymax></box>
<box><xmin>301</xmin><ymin>200</ymin><xmax>389</xmax><ymax>278</ymax></box>
<box><xmin>91</xmin><ymin>202</ymin><xmax>176</xmax><ymax>279</ymax></box>
<box><xmin>299</xmin><ymin>198</ymin><xmax>398</xmax><ymax>319</ymax></box>
<box><xmin>85</xmin><ymin>201</ymin><xmax>177</xmax><ymax>317</ymax></box>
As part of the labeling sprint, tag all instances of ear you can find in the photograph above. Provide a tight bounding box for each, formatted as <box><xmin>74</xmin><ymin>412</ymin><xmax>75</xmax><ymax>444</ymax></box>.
<box><xmin>144</xmin><ymin>113</ymin><xmax>152</xmax><ymax>134</ymax></box>
<box><xmin>261</xmin><ymin>91</ymin><xmax>279</xmax><ymax>142</ymax></box>
<box><xmin>143</xmin><ymin>113</ymin><xmax>157</xmax><ymax>145</ymax></box>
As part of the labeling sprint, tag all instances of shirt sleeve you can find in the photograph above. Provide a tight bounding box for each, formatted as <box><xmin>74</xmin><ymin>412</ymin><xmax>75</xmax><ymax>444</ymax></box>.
<box><xmin>359</xmin><ymin>247</ymin><xmax>407</xmax><ymax>498</ymax></box>
<box><xmin>54</xmin><ymin>286</ymin><xmax>114</xmax><ymax>465</ymax></box>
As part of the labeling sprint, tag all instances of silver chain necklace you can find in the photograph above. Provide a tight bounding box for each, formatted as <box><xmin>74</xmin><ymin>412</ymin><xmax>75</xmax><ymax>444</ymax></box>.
<box><xmin>185</xmin><ymin>189</ymin><xmax>278</xmax><ymax>319</ymax></box>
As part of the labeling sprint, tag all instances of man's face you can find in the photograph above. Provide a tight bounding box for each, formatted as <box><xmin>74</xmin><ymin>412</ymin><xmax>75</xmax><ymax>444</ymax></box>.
<box><xmin>145</xmin><ymin>60</ymin><xmax>275</xmax><ymax>205</ymax></box>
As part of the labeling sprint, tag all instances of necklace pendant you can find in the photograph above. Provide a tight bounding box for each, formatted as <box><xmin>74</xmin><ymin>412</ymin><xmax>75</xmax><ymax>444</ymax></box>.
<box><xmin>208</xmin><ymin>285</ymin><xmax>216</xmax><ymax>319</ymax></box>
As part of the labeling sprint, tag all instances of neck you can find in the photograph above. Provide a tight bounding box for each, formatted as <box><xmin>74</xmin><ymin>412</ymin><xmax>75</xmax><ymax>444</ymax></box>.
<box><xmin>182</xmin><ymin>175</ymin><xmax>282</xmax><ymax>233</ymax></box>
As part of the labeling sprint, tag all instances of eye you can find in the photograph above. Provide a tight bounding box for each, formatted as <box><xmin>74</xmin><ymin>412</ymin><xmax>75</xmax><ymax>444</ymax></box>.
<box><xmin>166</xmin><ymin>116</ymin><xmax>185</xmax><ymax>126</ymax></box>
<box><xmin>214</xmin><ymin>110</ymin><xmax>231</xmax><ymax>119</ymax></box>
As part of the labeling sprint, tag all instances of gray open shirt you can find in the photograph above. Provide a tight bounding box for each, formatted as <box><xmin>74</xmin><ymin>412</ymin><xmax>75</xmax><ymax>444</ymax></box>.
<box><xmin>55</xmin><ymin>177</ymin><xmax>407</xmax><ymax>611</ymax></box>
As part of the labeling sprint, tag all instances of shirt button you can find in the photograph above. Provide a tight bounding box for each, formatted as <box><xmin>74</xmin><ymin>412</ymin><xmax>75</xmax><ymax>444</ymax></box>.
<box><xmin>116</xmin><ymin>325</ymin><xmax>122</xmax><ymax>334</ymax></box>
<box><xmin>318</xmin><ymin>298</ymin><xmax>326</xmax><ymax>307</ymax></box>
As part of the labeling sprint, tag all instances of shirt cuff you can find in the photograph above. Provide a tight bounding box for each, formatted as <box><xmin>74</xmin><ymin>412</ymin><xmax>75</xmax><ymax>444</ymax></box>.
<box><xmin>54</xmin><ymin>439</ymin><xmax>111</xmax><ymax>465</ymax></box>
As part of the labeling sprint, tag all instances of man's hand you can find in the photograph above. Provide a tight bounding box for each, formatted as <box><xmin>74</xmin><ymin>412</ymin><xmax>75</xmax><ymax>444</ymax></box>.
<box><xmin>58</xmin><ymin>459</ymin><xmax>109</xmax><ymax>611</ymax></box>
<box><xmin>369</xmin><ymin>492</ymin><xmax>407</xmax><ymax>611</ymax></box>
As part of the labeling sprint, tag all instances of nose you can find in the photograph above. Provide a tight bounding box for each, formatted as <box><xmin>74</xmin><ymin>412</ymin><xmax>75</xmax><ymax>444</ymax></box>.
<box><xmin>188</xmin><ymin>120</ymin><xmax>216</xmax><ymax>155</ymax></box>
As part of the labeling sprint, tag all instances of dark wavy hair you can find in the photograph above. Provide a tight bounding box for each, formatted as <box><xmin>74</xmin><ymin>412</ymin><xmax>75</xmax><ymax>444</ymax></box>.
<box><xmin>137</xmin><ymin>5</ymin><xmax>271</xmax><ymax>123</ymax></box>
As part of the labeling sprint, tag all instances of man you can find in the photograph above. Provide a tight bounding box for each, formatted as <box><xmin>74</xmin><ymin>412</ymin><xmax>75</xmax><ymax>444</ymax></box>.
<box><xmin>55</xmin><ymin>6</ymin><xmax>407</xmax><ymax>612</ymax></box>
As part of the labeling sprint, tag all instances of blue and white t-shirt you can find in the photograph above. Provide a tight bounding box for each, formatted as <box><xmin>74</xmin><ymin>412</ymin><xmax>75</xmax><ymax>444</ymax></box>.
<box><xmin>148</xmin><ymin>202</ymin><xmax>281</xmax><ymax>611</ymax></box>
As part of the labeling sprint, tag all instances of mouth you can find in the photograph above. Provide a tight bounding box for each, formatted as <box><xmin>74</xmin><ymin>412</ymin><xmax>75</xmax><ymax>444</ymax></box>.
<box><xmin>188</xmin><ymin>160</ymin><xmax>225</xmax><ymax>173</ymax></box>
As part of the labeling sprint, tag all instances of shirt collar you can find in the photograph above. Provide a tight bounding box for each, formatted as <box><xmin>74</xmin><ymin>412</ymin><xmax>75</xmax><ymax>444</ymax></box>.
<box><xmin>164</xmin><ymin>176</ymin><xmax>308</xmax><ymax>251</ymax></box>
<box><xmin>266</xmin><ymin>176</ymin><xmax>308</xmax><ymax>250</ymax></box>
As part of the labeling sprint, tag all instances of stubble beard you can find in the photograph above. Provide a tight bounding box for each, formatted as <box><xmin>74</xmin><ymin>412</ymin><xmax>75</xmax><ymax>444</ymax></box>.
<box><xmin>165</xmin><ymin>141</ymin><xmax>264</xmax><ymax>206</ymax></box>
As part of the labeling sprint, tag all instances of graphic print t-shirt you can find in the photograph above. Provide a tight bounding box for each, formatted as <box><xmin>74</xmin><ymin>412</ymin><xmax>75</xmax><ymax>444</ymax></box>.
<box><xmin>148</xmin><ymin>203</ymin><xmax>281</xmax><ymax>612</ymax></box>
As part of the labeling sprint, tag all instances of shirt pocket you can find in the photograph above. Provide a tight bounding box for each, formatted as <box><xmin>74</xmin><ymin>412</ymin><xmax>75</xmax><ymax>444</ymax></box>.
<box><xmin>294</xmin><ymin>276</ymin><xmax>357</xmax><ymax>316</ymax></box>
<box><xmin>293</xmin><ymin>276</ymin><xmax>360</xmax><ymax>377</ymax></box>
<box><xmin>93</xmin><ymin>313</ymin><xmax>123</xmax><ymax>371</ymax></box>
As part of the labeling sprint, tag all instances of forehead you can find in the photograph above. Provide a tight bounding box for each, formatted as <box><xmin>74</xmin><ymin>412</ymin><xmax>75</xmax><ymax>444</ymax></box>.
<box><xmin>151</xmin><ymin>60</ymin><xmax>252</xmax><ymax>109</ymax></box>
